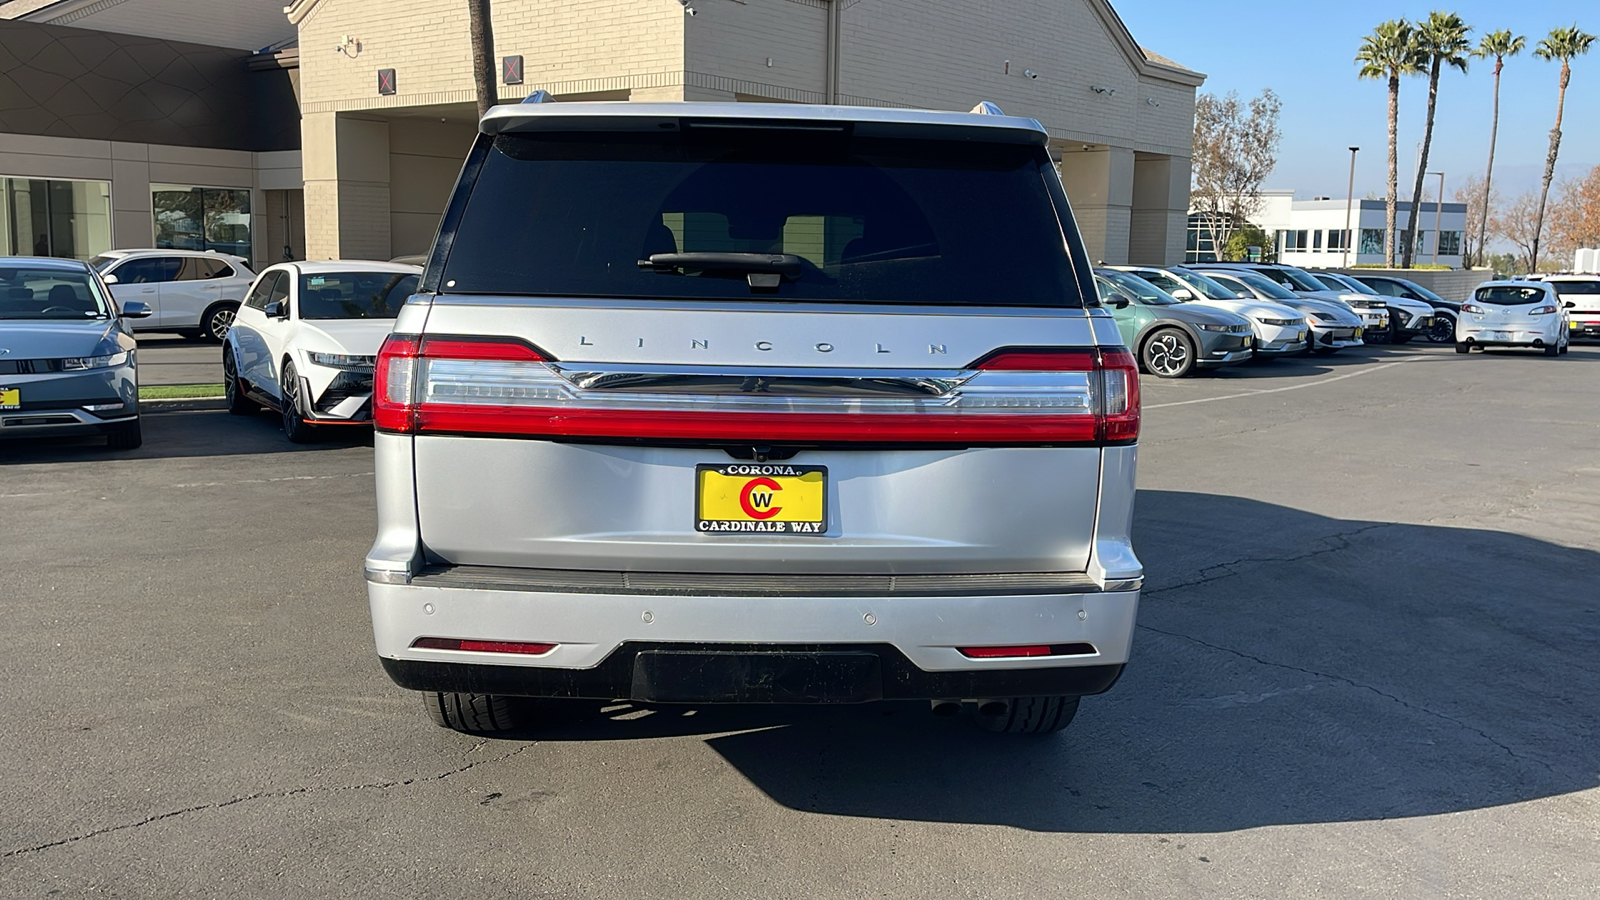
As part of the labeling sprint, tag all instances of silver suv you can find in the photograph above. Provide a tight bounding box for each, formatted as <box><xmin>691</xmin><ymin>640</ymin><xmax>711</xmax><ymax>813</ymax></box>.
<box><xmin>365</xmin><ymin>101</ymin><xmax>1144</xmax><ymax>736</ymax></box>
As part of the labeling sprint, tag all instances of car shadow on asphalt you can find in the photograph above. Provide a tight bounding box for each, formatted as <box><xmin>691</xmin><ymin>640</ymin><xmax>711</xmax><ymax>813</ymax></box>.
<box><xmin>510</xmin><ymin>490</ymin><xmax>1600</xmax><ymax>833</ymax></box>
<box><xmin>0</xmin><ymin>409</ymin><xmax>372</xmax><ymax>464</ymax></box>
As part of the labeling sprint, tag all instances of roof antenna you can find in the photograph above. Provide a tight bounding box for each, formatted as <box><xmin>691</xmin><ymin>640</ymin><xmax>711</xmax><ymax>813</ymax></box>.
<box><xmin>521</xmin><ymin>89</ymin><xmax>553</xmax><ymax>104</ymax></box>
<box><xmin>969</xmin><ymin>101</ymin><xmax>1005</xmax><ymax>116</ymax></box>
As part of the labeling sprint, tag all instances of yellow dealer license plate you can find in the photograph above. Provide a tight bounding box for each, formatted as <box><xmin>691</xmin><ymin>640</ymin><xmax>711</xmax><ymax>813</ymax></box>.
<box><xmin>0</xmin><ymin>388</ymin><xmax>19</xmax><ymax>410</ymax></box>
<box><xmin>697</xmin><ymin>464</ymin><xmax>827</xmax><ymax>535</ymax></box>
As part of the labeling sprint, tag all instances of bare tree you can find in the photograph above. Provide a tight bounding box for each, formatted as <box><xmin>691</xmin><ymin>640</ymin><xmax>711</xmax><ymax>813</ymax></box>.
<box><xmin>468</xmin><ymin>0</ymin><xmax>498</xmax><ymax>119</ymax></box>
<box><xmin>1190</xmin><ymin>89</ymin><xmax>1282</xmax><ymax>261</ymax></box>
<box><xmin>1490</xmin><ymin>191</ymin><xmax>1545</xmax><ymax>272</ymax></box>
<box><xmin>1455</xmin><ymin>173</ymin><xmax>1497</xmax><ymax>267</ymax></box>
<box><xmin>1547</xmin><ymin>165</ymin><xmax>1600</xmax><ymax>261</ymax></box>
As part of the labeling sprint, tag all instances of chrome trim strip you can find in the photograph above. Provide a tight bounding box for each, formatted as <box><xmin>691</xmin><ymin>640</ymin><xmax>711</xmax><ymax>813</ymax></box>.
<box><xmin>364</xmin><ymin>567</ymin><xmax>413</xmax><ymax>586</ymax></box>
<box><xmin>393</xmin><ymin>565</ymin><xmax>1104</xmax><ymax>597</ymax></box>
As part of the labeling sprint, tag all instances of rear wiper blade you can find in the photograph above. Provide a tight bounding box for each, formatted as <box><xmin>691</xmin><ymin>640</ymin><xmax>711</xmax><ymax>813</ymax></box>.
<box><xmin>639</xmin><ymin>252</ymin><xmax>801</xmax><ymax>277</ymax></box>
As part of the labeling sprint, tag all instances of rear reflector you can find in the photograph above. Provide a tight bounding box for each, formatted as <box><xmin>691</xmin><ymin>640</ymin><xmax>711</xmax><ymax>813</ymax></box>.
<box><xmin>958</xmin><ymin>643</ymin><xmax>1097</xmax><ymax>659</ymax></box>
<box><xmin>411</xmin><ymin>637</ymin><xmax>558</xmax><ymax>655</ymax></box>
<box><xmin>375</xmin><ymin>338</ymin><xmax>1140</xmax><ymax>446</ymax></box>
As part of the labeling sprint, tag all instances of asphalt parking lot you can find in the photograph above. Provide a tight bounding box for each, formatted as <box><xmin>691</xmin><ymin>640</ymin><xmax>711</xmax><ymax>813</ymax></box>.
<box><xmin>132</xmin><ymin>333</ymin><xmax>224</xmax><ymax>387</ymax></box>
<box><xmin>3</xmin><ymin>341</ymin><xmax>1597</xmax><ymax>898</ymax></box>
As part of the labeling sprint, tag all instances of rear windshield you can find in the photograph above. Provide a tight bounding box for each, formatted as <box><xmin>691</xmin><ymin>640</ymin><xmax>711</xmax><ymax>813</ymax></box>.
<box><xmin>298</xmin><ymin>272</ymin><xmax>418</xmax><ymax>319</ymax></box>
<box><xmin>1475</xmin><ymin>285</ymin><xmax>1547</xmax><ymax>305</ymax></box>
<box><xmin>1550</xmin><ymin>280</ymin><xmax>1600</xmax><ymax>295</ymax></box>
<box><xmin>439</xmin><ymin>130</ymin><xmax>1083</xmax><ymax>307</ymax></box>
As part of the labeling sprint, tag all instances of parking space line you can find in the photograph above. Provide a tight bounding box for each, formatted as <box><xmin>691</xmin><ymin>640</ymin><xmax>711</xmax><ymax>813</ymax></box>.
<box><xmin>168</xmin><ymin>472</ymin><xmax>375</xmax><ymax>489</ymax></box>
<box><xmin>1145</xmin><ymin>358</ymin><xmax>1424</xmax><ymax>410</ymax></box>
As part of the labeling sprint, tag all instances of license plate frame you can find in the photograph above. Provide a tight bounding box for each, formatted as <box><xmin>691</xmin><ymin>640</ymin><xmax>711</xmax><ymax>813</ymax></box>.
<box><xmin>695</xmin><ymin>463</ymin><xmax>829</xmax><ymax>536</ymax></box>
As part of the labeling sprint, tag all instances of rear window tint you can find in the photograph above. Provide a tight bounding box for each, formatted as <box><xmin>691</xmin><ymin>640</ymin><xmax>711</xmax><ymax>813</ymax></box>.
<box><xmin>1550</xmin><ymin>280</ymin><xmax>1600</xmax><ymax>295</ymax></box>
<box><xmin>1475</xmin><ymin>286</ymin><xmax>1547</xmax><ymax>305</ymax></box>
<box><xmin>439</xmin><ymin>131</ymin><xmax>1083</xmax><ymax>307</ymax></box>
<box><xmin>298</xmin><ymin>272</ymin><xmax>417</xmax><ymax>319</ymax></box>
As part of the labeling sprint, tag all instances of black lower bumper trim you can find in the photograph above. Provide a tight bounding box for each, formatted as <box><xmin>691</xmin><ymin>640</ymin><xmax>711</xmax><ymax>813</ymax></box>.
<box><xmin>380</xmin><ymin>642</ymin><xmax>1125</xmax><ymax>703</ymax></box>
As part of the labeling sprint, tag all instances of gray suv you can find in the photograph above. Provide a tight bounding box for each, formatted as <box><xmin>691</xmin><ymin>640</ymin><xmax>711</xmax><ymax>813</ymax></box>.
<box><xmin>365</xmin><ymin>101</ymin><xmax>1144</xmax><ymax>736</ymax></box>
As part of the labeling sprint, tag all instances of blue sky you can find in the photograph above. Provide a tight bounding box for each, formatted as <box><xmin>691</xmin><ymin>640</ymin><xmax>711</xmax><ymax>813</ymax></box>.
<box><xmin>1119</xmin><ymin>2</ymin><xmax>1598</xmax><ymax>203</ymax></box>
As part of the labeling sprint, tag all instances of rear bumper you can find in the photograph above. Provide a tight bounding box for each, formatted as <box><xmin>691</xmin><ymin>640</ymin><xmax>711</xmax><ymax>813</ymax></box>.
<box><xmin>1569</xmin><ymin>316</ymin><xmax>1600</xmax><ymax>338</ymax></box>
<box><xmin>366</xmin><ymin>576</ymin><xmax>1140</xmax><ymax>700</ymax></box>
<box><xmin>380</xmin><ymin>644</ymin><xmax>1125</xmax><ymax>703</ymax></box>
<box><xmin>1458</xmin><ymin>325</ymin><xmax>1562</xmax><ymax>347</ymax></box>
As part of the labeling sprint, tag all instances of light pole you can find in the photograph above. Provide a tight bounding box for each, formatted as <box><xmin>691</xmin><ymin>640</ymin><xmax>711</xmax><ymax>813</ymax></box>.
<box><xmin>1343</xmin><ymin>147</ymin><xmax>1359</xmax><ymax>268</ymax></box>
<box><xmin>1429</xmin><ymin>171</ymin><xmax>1445</xmax><ymax>266</ymax></box>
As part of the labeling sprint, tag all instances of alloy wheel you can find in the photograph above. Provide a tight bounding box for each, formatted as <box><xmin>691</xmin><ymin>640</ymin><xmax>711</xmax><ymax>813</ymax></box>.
<box><xmin>1145</xmin><ymin>332</ymin><xmax>1190</xmax><ymax>377</ymax></box>
<box><xmin>208</xmin><ymin>307</ymin><xmax>236</xmax><ymax>341</ymax></box>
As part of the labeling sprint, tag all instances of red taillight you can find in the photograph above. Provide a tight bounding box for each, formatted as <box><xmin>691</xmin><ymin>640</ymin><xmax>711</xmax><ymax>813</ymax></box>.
<box><xmin>373</xmin><ymin>333</ymin><xmax>420</xmax><ymax>433</ymax></box>
<box><xmin>959</xmin><ymin>645</ymin><xmax>1054</xmax><ymax>658</ymax></box>
<box><xmin>411</xmin><ymin>637</ymin><xmax>557</xmax><ymax>655</ymax></box>
<box><xmin>379</xmin><ymin>339</ymin><xmax>1139</xmax><ymax>446</ymax></box>
<box><xmin>375</xmin><ymin>334</ymin><xmax>549</xmax><ymax>434</ymax></box>
<box><xmin>958</xmin><ymin>643</ymin><xmax>1097</xmax><ymax>658</ymax></box>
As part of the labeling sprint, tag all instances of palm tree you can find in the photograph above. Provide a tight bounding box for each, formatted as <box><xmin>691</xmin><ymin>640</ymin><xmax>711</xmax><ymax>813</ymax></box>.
<box><xmin>1472</xmin><ymin>30</ymin><xmax>1525</xmax><ymax>268</ymax></box>
<box><xmin>1531</xmin><ymin>26</ymin><xmax>1597</xmax><ymax>269</ymax></box>
<box><xmin>1356</xmin><ymin>20</ymin><xmax>1425</xmax><ymax>267</ymax></box>
<box><xmin>1401</xmin><ymin>12</ymin><xmax>1473</xmax><ymax>268</ymax></box>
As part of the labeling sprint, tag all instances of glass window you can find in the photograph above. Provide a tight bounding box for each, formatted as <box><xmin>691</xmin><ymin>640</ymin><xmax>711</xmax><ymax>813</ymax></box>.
<box><xmin>297</xmin><ymin>271</ymin><xmax>418</xmax><ymax>319</ymax></box>
<box><xmin>1312</xmin><ymin>230</ymin><xmax>1323</xmax><ymax>250</ymax></box>
<box><xmin>1359</xmin><ymin>229</ymin><xmax>1386</xmax><ymax>255</ymax></box>
<box><xmin>1475</xmin><ymin>285</ymin><xmax>1545</xmax><ymax>306</ymax></box>
<box><xmin>243</xmin><ymin>272</ymin><xmax>278</xmax><ymax>310</ymax></box>
<box><xmin>110</xmin><ymin>257</ymin><xmax>180</xmax><ymax>284</ymax></box>
<box><xmin>1097</xmin><ymin>269</ymin><xmax>1178</xmax><ymax>305</ymax></box>
<box><xmin>152</xmin><ymin>186</ymin><xmax>252</xmax><ymax>262</ymax></box>
<box><xmin>172</xmin><ymin>256</ymin><xmax>235</xmax><ymax>281</ymax></box>
<box><xmin>1326</xmin><ymin>229</ymin><xmax>1350</xmax><ymax>251</ymax></box>
<box><xmin>1550</xmin><ymin>280</ymin><xmax>1600</xmax><ymax>296</ymax></box>
<box><xmin>1162</xmin><ymin>268</ymin><xmax>1242</xmax><ymax>301</ymax></box>
<box><xmin>440</xmin><ymin>132</ymin><xmax>1084</xmax><ymax>308</ymax></box>
<box><xmin>0</xmin><ymin>177</ymin><xmax>112</xmax><ymax>261</ymax></box>
<box><xmin>266</xmin><ymin>271</ymin><xmax>290</xmax><ymax>306</ymax></box>
<box><xmin>1282</xmin><ymin>230</ymin><xmax>1309</xmax><ymax>251</ymax></box>
<box><xmin>1437</xmin><ymin>231</ymin><xmax>1462</xmax><ymax>256</ymax></box>
<box><xmin>0</xmin><ymin>264</ymin><xmax>113</xmax><ymax>319</ymax></box>
<box><xmin>1226</xmin><ymin>270</ymin><xmax>1298</xmax><ymax>301</ymax></box>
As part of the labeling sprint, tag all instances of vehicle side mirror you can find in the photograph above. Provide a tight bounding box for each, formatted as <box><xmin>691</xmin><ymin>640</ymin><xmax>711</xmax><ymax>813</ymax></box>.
<box><xmin>119</xmin><ymin>300</ymin><xmax>152</xmax><ymax>319</ymax></box>
<box><xmin>102</xmin><ymin>274</ymin><xmax>119</xmax><ymax>285</ymax></box>
<box><xmin>263</xmin><ymin>300</ymin><xmax>286</xmax><ymax>319</ymax></box>
<box><xmin>1170</xmin><ymin>289</ymin><xmax>1194</xmax><ymax>301</ymax></box>
<box><xmin>1565</xmin><ymin>300</ymin><xmax>1577</xmax><ymax>309</ymax></box>
<box><xmin>1108</xmin><ymin>296</ymin><xmax>1130</xmax><ymax>309</ymax></box>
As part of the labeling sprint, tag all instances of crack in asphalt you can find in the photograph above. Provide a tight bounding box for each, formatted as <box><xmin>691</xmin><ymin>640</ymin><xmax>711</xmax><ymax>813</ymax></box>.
<box><xmin>2</xmin><ymin>742</ymin><xmax>537</xmax><ymax>860</ymax></box>
<box><xmin>1137</xmin><ymin>526</ymin><xmax>1558</xmax><ymax>777</ymax></box>
<box><xmin>1140</xmin><ymin>523</ymin><xmax>1393</xmax><ymax>597</ymax></box>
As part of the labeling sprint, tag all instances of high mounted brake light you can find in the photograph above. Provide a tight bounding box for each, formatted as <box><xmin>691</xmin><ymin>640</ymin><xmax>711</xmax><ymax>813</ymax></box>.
<box><xmin>374</xmin><ymin>340</ymin><xmax>1139</xmax><ymax>446</ymax></box>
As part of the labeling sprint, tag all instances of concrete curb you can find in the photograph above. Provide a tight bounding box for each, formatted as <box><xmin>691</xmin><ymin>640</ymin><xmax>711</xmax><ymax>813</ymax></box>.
<box><xmin>141</xmin><ymin>397</ymin><xmax>227</xmax><ymax>413</ymax></box>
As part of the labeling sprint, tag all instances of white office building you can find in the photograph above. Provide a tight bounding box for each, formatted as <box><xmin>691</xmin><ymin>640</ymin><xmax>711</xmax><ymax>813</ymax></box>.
<box><xmin>1189</xmin><ymin>192</ymin><xmax>1468</xmax><ymax>269</ymax></box>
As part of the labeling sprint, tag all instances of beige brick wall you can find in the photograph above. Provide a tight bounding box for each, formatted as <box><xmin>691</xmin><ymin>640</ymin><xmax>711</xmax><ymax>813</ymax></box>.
<box><xmin>296</xmin><ymin>0</ymin><xmax>685</xmax><ymax>113</ymax></box>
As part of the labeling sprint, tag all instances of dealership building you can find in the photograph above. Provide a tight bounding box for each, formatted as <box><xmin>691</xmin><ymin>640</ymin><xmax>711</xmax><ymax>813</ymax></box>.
<box><xmin>1188</xmin><ymin>191</ymin><xmax>1469</xmax><ymax>269</ymax></box>
<box><xmin>2</xmin><ymin>0</ymin><xmax>1203</xmax><ymax>270</ymax></box>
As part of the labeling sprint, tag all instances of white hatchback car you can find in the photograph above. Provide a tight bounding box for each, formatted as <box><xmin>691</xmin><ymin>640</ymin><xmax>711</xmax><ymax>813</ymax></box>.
<box><xmin>89</xmin><ymin>249</ymin><xmax>255</xmax><ymax>341</ymax></box>
<box><xmin>223</xmin><ymin>260</ymin><xmax>421</xmax><ymax>441</ymax></box>
<box><xmin>1455</xmin><ymin>281</ymin><xmax>1569</xmax><ymax>356</ymax></box>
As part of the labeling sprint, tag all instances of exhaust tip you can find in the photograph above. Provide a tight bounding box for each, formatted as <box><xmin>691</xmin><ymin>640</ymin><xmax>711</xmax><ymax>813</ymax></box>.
<box><xmin>977</xmin><ymin>700</ymin><xmax>1009</xmax><ymax>718</ymax></box>
<box><xmin>930</xmin><ymin>699</ymin><xmax>962</xmax><ymax>717</ymax></box>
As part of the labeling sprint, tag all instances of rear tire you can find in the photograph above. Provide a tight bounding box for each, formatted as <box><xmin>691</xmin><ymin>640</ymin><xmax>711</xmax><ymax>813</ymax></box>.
<box><xmin>1427</xmin><ymin>315</ymin><xmax>1456</xmax><ymax>343</ymax></box>
<box><xmin>972</xmin><ymin>696</ymin><xmax>1080</xmax><ymax>735</ymax></box>
<box><xmin>1392</xmin><ymin>333</ymin><xmax>1414</xmax><ymax>345</ymax></box>
<box><xmin>1544</xmin><ymin>342</ymin><xmax>1560</xmax><ymax>357</ymax></box>
<box><xmin>1454</xmin><ymin>343</ymin><xmax>1471</xmax><ymax>354</ymax></box>
<box><xmin>105</xmin><ymin>418</ymin><xmax>142</xmax><ymax>450</ymax></box>
<box><xmin>424</xmin><ymin>692</ymin><xmax>528</xmax><ymax>734</ymax></box>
